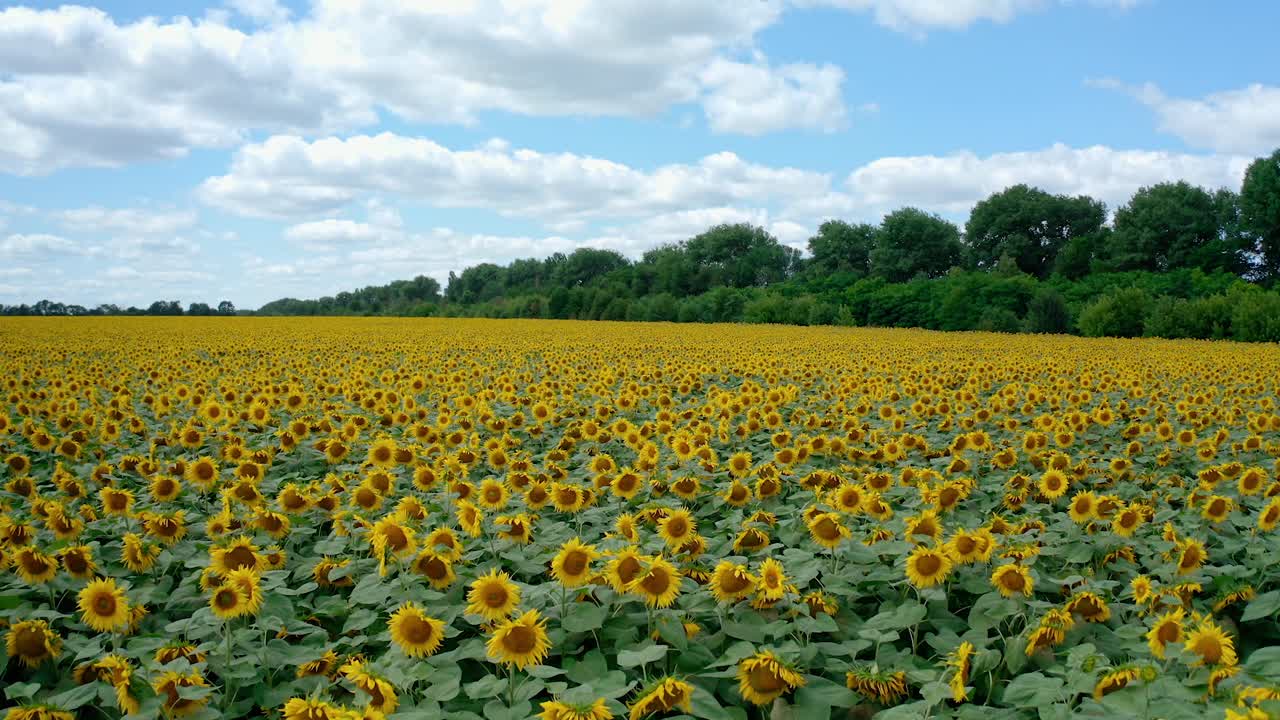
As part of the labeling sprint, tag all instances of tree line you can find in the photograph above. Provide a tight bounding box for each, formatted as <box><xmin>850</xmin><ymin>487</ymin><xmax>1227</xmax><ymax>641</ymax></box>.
<box><xmin>256</xmin><ymin>147</ymin><xmax>1280</xmax><ymax>341</ymax></box>
<box><xmin>9</xmin><ymin>148</ymin><xmax>1280</xmax><ymax>341</ymax></box>
<box><xmin>0</xmin><ymin>300</ymin><xmax>237</xmax><ymax>316</ymax></box>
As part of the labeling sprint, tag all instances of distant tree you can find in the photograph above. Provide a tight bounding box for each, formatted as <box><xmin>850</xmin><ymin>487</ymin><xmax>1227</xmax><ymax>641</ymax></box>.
<box><xmin>965</xmin><ymin>185</ymin><xmax>1106</xmax><ymax>278</ymax></box>
<box><xmin>1023</xmin><ymin>287</ymin><xmax>1071</xmax><ymax>334</ymax></box>
<box><xmin>217</xmin><ymin>300</ymin><xmax>236</xmax><ymax>315</ymax></box>
<box><xmin>684</xmin><ymin>223</ymin><xmax>797</xmax><ymax>288</ymax></box>
<box><xmin>554</xmin><ymin>248</ymin><xmax>630</xmax><ymax>288</ymax></box>
<box><xmin>187</xmin><ymin>302</ymin><xmax>214</xmax><ymax>316</ymax></box>
<box><xmin>1240</xmin><ymin>148</ymin><xmax>1280</xmax><ymax>283</ymax></box>
<box><xmin>806</xmin><ymin>220</ymin><xmax>875</xmax><ymax>277</ymax></box>
<box><xmin>1109</xmin><ymin>182</ymin><xmax>1246</xmax><ymax>274</ymax></box>
<box><xmin>870</xmin><ymin>208</ymin><xmax>962</xmax><ymax>282</ymax></box>
<box><xmin>147</xmin><ymin>300</ymin><xmax>183</xmax><ymax>316</ymax></box>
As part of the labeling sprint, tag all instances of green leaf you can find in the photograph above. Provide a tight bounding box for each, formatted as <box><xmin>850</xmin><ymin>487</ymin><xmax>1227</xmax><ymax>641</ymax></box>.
<box><xmin>49</xmin><ymin>682</ymin><xmax>103</xmax><ymax>710</ymax></box>
<box><xmin>794</xmin><ymin>675</ymin><xmax>855</xmax><ymax>708</ymax></box>
<box><xmin>5</xmin><ymin>682</ymin><xmax>40</xmax><ymax>701</ymax></box>
<box><xmin>1242</xmin><ymin>591</ymin><xmax>1280</xmax><ymax>622</ymax></box>
<box><xmin>464</xmin><ymin>674</ymin><xmax>506</xmax><ymax>699</ymax></box>
<box><xmin>562</xmin><ymin>603</ymin><xmax>607</xmax><ymax>633</ymax></box>
<box><xmin>1003</xmin><ymin>672</ymin><xmax>1064</xmax><ymax>707</ymax></box>
<box><xmin>1245</xmin><ymin>646</ymin><xmax>1280</xmax><ymax>681</ymax></box>
<box><xmin>617</xmin><ymin>644</ymin><xmax>668</xmax><ymax>668</ymax></box>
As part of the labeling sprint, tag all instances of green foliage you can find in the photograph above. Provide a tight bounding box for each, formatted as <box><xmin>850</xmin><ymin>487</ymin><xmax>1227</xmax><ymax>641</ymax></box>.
<box><xmin>1109</xmin><ymin>182</ymin><xmax>1247</xmax><ymax>274</ymax></box>
<box><xmin>1023</xmin><ymin>287</ymin><xmax>1071</xmax><ymax>334</ymax></box>
<box><xmin>1241</xmin><ymin>149</ymin><xmax>1280</xmax><ymax>283</ymax></box>
<box><xmin>870</xmin><ymin>207</ymin><xmax>963</xmax><ymax>282</ymax></box>
<box><xmin>1077</xmin><ymin>287</ymin><xmax>1152</xmax><ymax>338</ymax></box>
<box><xmin>965</xmin><ymin>184</ymin><xmax>1105</xmax><ymax>278</ymax></box>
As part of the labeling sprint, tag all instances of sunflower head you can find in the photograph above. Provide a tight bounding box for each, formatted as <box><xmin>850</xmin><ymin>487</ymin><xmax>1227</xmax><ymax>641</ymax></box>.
<box><xmin>487</xmin><ymin>609</ymin><xmax>551</xmax><ymax>669</ymax></box>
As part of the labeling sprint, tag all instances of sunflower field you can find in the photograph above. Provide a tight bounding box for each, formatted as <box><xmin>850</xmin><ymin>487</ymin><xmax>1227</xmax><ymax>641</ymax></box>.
<box><xmin>2</xmin><ymin>317</ymin><xmax>1280</xmax><ymax>720</ymax></box>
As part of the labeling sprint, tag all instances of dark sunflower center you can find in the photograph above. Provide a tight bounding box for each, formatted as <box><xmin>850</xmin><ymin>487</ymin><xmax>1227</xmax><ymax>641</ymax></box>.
<box><xmin>94</xmin><ymin>593</ymin><xmax>117</xmax><ymax>615</ymax></box>
<box><xmin>915</xmin><ymin>554</ymin><xmax>942</xmax><ymax>576</ymax></box>
<box><xmin>562</xmin><ymin>551</ymin><xmax>588</xmax><ymax>576</ymax></box>
<box><xmin>503</xmin><ymin>625</ymin><xmax>537</xmax><ymax>654</ymax></box>
<box><xmin>641</xmin><ymin>568</ymin><xmax>671</xmax><ymax>595</ymax></box>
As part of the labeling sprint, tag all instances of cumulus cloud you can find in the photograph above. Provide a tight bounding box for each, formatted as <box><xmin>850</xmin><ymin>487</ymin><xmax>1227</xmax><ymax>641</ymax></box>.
<box><xmin>57</xmin><ymin>206</ymin><xmax>198</xmax><ymax>235</ymax></box>
<box><xmin>700</xmin><ymin>56</ymin><xmax>847</xmax><ymax>135</ymax></box>
<box><xmin>0</xmin><ymin>1</ymin><xmax>861</xmax><ymax>174</ymax></box>
<box><xmin>0</xmin><ymin>233</ymin><xmax>91</xmax><ymax>256</ymax></box>
<box><xmin>198</xmin><ymin>133</ymin><xmax>835</xmax><ymax>221</ymax></box>
<box><xmin>846</xmin><ymin>143</ymin><xmax>1250</xmax><ymax>213</ymax></box>
<box><xmin>1092</xmin><ymin>79</ymin><xmax>1280</xmax><ymax>156</ymax></box>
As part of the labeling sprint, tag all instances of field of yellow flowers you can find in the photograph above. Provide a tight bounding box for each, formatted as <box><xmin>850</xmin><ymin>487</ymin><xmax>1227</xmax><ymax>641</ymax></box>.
<box><xmin>2</xmin><ymin>317</ymin><xmax>1280</xmax><ymax>720</ymax></box>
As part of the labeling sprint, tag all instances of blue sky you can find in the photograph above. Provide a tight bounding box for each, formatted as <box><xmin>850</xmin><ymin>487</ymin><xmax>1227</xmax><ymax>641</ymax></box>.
<box><xmin>1</xmin><ymin>0</ymin><xmax>1277</xmax><ymax>308</ymax></box>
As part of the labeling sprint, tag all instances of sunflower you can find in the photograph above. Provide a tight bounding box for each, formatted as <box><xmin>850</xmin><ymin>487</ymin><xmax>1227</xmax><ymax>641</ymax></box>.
<box><xmin>709</xmin><ymin>561</ymin><xmax>756</xmax><ymax>603</ymax></box>
<box><xmin>410</xmin><ymin>549</ymin><xmax>456</xmax><ymax>589</ymax></box>
<box><xmin>1066</xmin><ymin>591</ymin><xmax>1110</xmax><ymax>622</ymax></box>
<box><xmin>209</xmin><ymin>583</ymin><xmax>249</xmax><ymax>620</ymax></box>
<box><xmin>58</xmin><ymin>545</ymin><xmax>97</xmax><ymax>579</ymax></box>
<box><xmin>496</xmin><ymin>513</ymin><xmax>534</xmax><ymax>544</ymax></box>
<box><xmin>122</xmin><ymin>532</ymin><xmax>162</xmax><ymax>573</ymax></box>
<box><xmin>630</xmin><ymin>556</ymin><xmax>682</xmax><ymax>608</ymax></box>
<box><xmin>366</xmin><ymin>438</ymin><xmax>399</xmax><ymax>468</ymax></box>
<box><xmin>282</xmin><ymin>698</ymin><xmax>346</xmax><ymax>720</ymax></box>
<box><xmin>341</xmin><ymin>659</ymin><xmax>399</xmax><ymax>714</ymax></box>
<box><xmin>149</xmin><ymin>474</ymin><xmax>182</xmax><ymax>503</ymax></box>
<box><xmin>1202</xmin><ymin>495</ymin><xmax>1233</xmax><ymax>523</ymax></box>
<box><xmin>990</xmin><ymin>564</ymin><xmax>1033</xmax><ymax>598</ymax></box>
<box><xmin>313</xmin><ymin>557</ymin><xmax>354</xmax><ymax>587</ymax></box>
<box><xmin>1131</xmin><ymin>575</ymin><xmax>1154</xmax><ymax>605</ymax></box>
<box><xmin>736</xmin><ymin>650</ymin><xmax>805</xmax><ymax>705</ymax></box>
<box><xmin>732</xmin><ymin>527</ymin><xmax>771</xmax><ymax>554</ymax></box>
<box><xmin>539</xmin><ymin>696</ymin><xmax>613</xmax><ymax>720</ymax></box>
<box><xmin>296</xmin><ymin>649</ymin><xmax>340</xmax><ymax>678</ymax></box>
<box><xmin>807</xmin><ymin>512</ymin><xmax>850</xmax><ymax>549</ymax></box>
<box><xmin>1067</xmin><ymin>491</ymin><xmax>1097</xmax><ymax>523</ymax></box>
<box><xmin>389</xmin><ymin>601</ymin><xmax>447</xmax><ymax>658</ymax></box>
<box><xmin>1176</xmin><ymin>538</ymin><xmax>1207</xmax><ymax>575</ymax></box>
<box><xmin>552</xmin><ymin>537</ymin><xmax>599</xmax><ymax>588</ymax></box>
<box><xmin>1146</xmin><ymin>608</ymin><xmax>1184</xmax><ymax>658</ymax></box>
<box><xmin>3</xmin><ymin>706</ymin><xmax>75</xmax><ymax>720</ymax></box>
<box><xmin>425</xmin><ymin>526</ymin><xmax>465</xmax><ymax>562</ymax></box>
<box><xmin>755</xmin><ymin>557</ymin><xmax>788</xmax><ymax>603</ymax></box>
<box><xmin>1037</xmin><ymin>469</ymin><xmax>1068</xmax><ymax>500</ymax></box>
<box><xmin>78</xmin><ymin>577</ymin><xmax>131</xmax><ymax>633</ymax></box>
<box><xmin>466</xmin><ymin>568</ymin><xmax>521</xmax><ymax>622</ymax></box>
<box><xmin>487</xmin><ymin>608</ymin><xmax>551</xmax><ymax>669</ymax></box>
<box><xmin>947</xmin><ymin>528</ymin><xmax>992</xmax><ymax>564</ymax></box>
<box><xmin>905</xmin><ymin>545</ymin><xmax>952</xmax><ymax>589</ymax></box>
<box><xmin>605</xmin><ymin>547</ymin><xmax>646</xmax><ymax>593</ymax></box>
<box><xmin>1184</xmin><ymin>618</ymin><xmax>1237</xmax><ymax>667</ymax></box>
<box><xmin>845</xmin><ymin>665</ymin><xmax>909</xmax><ymax>705</ymax></box>
<box><xmin>457</xmin><ymin>500</ymin><xmax>485</xmax><ymax>537</ymax></box>
<box><xmin>6</xmin><ymin>620</ymin><xmax>61</xmax><ymax>667</ymax></box>
<box><xmin>946</xmin><ymin>642</ymin><xmax>974</xmax><ymax>702</ymax></box>
<box><xmin>657</xmin><ymin>509</ymin><xmax>696</xmax><ymax>548</ymax></box>
<box><xmin>1112</xmin><ymin>505</ymin><xmax>1145</xmax><ymax>537</ymax></box>
<box><xmin>152</xmin><ymin>671</ymin><xmax>210</xmax><ymax>717</ymax></box>
<box><xmin>14</xmin><ymin>547</ymin><xmax>58</xmax><ymax>585</ymax></box>
<box><xmin>1260</xmin><ymin>497</ymin><xmax>1280</xmax><ymax>532</ymax></box>
<box><xmin>1093</xmin><ymin>665</ymin><xmax>1141</xmax><ymax>700</ymax></box>
<box><xmin>627</xmin><ymin>677</ymin><xmax>693</xmax><ymax>720</ymax></box>
<box><xmin>211</xmin><ymin>536</ymin><xmax>263</xmax><ymax>574</ymax></box>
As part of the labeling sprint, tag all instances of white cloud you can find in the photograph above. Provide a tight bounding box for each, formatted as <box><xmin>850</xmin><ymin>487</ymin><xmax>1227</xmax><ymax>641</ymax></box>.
<box><xmin>58</xmin><ymin>206</ymin><xmax>198</xmax><ymax>235</ymax></box>
<box><xmin>0</xmin><ymin>233</ymin><xmax>91</xmax><ymax>256</ymax></box>
<box><xmin>1093</xmin><ymin>79</ymin><xmax>1280</xmax><ymax>156</ymax></box>
<box><xmin>0</xmin><ymin>1</ymin><xmax>857</xmax><ymax>174</ymax></box>
<box><xmin>846</xmin><ymin>143</ymin><xmax>1250</xmax><ymax>214</ymax></box>
<box><xmin>700</xmin><ymin>56</ymin><xmax>847</xmax><ymax>135</ymax></box>
<box><xmin>199</xmin><ymin>133</ymin><xmax>835</xmax><ymax>221</ymax></box>
<box><xmin>794</xmin><ymin>0</ymin><xmax>1142</xmax><ymax>32</ymax></box>
<box><xmin>104</xmin><ymin>236</ymin><xmax>201</xmax><ymax>260</ymax></box>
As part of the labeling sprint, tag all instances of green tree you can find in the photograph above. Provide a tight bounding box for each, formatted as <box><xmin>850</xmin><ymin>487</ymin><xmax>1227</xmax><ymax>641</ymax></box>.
<box><xmin>1240</xmin><ymin>149</ymin><xmax>1280</xmax><ymax>283</ymax></box>
<box><xmin>965</xmin><ymin>184</ymin><xmax>1105</xmax><ymax>278</ymax></box>
<box><xmin>870</xmin><ymin>208</ymin><xmax>962</xmax><ymax>282</ymax></box>
<box><xmin>684</xmin><ymin>223</ymin><xmax>798</xmax><ymax>288</ymax></box>
<box><xmin>1109</xmin><ymin>182</ymin><xmax>1245</xmax><ymax>273</ymax></box>
<box><xmin>806</xmin><ymin>220</ymin><xmax>875</xmax><ymax>277</ymax></box>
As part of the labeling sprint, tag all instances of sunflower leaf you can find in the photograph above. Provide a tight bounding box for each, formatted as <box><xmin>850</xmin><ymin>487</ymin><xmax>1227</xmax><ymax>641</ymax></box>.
<box><xmin>617</xmin><ymin>643</ymin><xmax>668</xmax><ymax>667</ymax></box>
<box><xmin>1242</xmin><ymin>590</ymin><xmax>1280</xmax><ymax>622</ymax></box>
